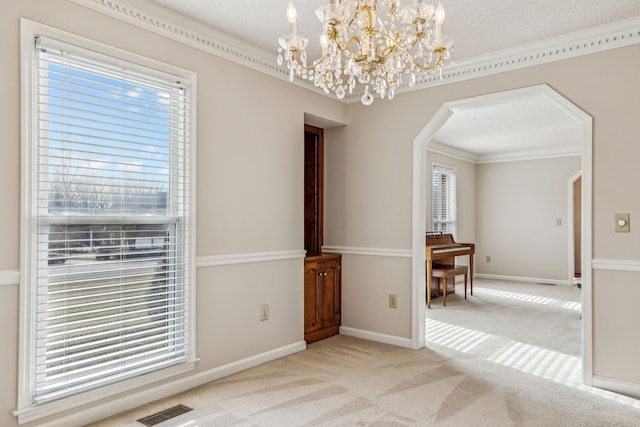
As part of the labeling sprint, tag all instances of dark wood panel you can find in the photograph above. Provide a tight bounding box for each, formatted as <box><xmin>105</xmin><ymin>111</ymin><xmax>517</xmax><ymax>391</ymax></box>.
<box><xmin>304</xmin><ymin>125</ymin><xmax>323</xmax><ymax>257</ymax></box>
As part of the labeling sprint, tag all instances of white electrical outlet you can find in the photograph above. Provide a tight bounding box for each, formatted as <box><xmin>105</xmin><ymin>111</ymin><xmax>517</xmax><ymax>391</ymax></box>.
<box><xmin>260</xmin><ymin>304</ymin><xmax>269</xmax><ymax>321</ymax></box>
<box><xmin>389</xmin><ymin>294</ymin><xmax>398</xmax><ymax>309</ymax></box>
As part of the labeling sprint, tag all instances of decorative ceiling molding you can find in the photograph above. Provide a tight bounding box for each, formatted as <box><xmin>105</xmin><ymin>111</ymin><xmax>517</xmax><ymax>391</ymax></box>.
<box><xmin>427</xmin><ymin>141</ymin><xmax>477</xmax><ymax>163</ymax></box>
<box><xmin>475</xmin><ymin>145</ymin><xmax>582</xmax><ymax>164</ymax></box>
<box><xmin>404</xmin><ymin>15</ymin><xmax>640</xmax><ymax>100</ymax></box>
<box><xmin>69</xmin><ymin>0</ymin><xmax>640</xmax><ymax>103</ymax></box>
<box><xmin>428</xmin><ymin>140</ymin><xmax>582</xmax><ymax>164</ymax></box>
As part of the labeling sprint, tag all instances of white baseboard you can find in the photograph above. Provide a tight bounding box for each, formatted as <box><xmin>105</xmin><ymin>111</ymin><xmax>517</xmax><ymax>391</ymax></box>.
<box><xmin>592</xmin><ymin>375</ymin><xmax>640</xmax><ymax>399</ymax></box>
<box><xmin>340</xmin><ymin>326</ymin><xmax>413</xmax><ymax>349</ymax></box>
<box><xmin>36</xmin><ymin>340</ymin><xmax>307</xmax><ymax>427</ymax></box>
<box><xmin>474</xmin><ymin>273</ymin><xmax>571</xmax><ymax>286</ymax></box>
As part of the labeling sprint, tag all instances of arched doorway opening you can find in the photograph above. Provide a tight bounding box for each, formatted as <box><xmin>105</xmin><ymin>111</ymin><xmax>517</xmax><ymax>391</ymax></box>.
<box><xmin>410</xmin><ymin>84</ymin><xmax>593</xmax><ymax>385</ymax></box>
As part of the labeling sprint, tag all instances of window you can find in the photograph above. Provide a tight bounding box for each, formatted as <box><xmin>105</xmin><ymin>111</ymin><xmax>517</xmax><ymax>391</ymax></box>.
<box><xmin>19</xmin><ymin>24</ymin><xmax>195</xmax><ymax>420</ymax></box>
<box><xmin>432</xmin><ymin>164</ymin><xmax>457</xmax><ymax>236</ymax></box>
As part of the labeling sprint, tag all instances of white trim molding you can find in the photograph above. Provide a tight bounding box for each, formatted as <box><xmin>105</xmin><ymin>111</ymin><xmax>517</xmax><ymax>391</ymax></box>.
<box><xmin>474</xmin><ymin>273</ymin><xmax>571</xmax><ymax>287</ymax></box>
<box><xmin>196</xmin><ymin>250</ymin><xmax>306</xmax><ymax>268</ymax></box>
<box><xmin>428</xmin><ymin>141</ymin><xmax>582</xmax><ymax>164</ymax></box>
<box><xmin>339</xmin><ymin>327</ymin><xmax>413</xmax><ymax>349</ymax></box>
<box><xmin>68</xmin><ymin>0</ymin><xmax>640</xmax><ymax>103</ymax></box>
<box><xmin>322</xmin><ymin>246</ymin><xmax>412</xmax><ymax>258</ymax></box>
<box><xmin>408</xmin><ymin>16</ymin><xmax>640</xmax><ymax>96</ymax></box>
<box><xmin>30</xmin><ymin>341</ymin><xmax>306</xmax><ymax>427</ymax></box>
<box><xmin>592</xmin><ymin>259</ymin><xmax>640</xmax><ymax>272</ymax></box>
<box><xmin>592</xmin><ymin>376</ymin><xmax>640</xmax><ymax>400</ymax></box>
<box><xmin>15</xmin><ymin>361</ymin><xmax>198</xmax><ymax>425</ymax></box>
<box><xmin>68</xmin><ymin>0</ymin><xmax>292</xmax><ymax>86</ymax></box>
<box><xmin>0</xmin><ymin>270</ymin><xmax>20</xmax><ymax>286</ymax></box>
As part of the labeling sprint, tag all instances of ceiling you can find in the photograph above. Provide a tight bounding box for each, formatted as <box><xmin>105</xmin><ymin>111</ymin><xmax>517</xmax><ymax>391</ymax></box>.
<box><xmin>432</xmin><ymin>95</ymin><xmax>583</xmax><ymax>157</ymax></box>
<box><xmin>136</xmin><ymin>0</ymin><xmax>640</xmax><ymax>156</ymax></box>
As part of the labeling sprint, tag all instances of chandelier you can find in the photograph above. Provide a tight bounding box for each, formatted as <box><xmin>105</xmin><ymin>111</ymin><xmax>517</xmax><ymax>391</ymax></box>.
<box><xmin>277</xmin><ymin>0</ymin><xmax>454</xmax><ymax>105</ymax></box>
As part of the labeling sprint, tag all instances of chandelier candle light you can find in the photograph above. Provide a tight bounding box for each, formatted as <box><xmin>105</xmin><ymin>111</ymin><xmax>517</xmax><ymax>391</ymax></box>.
<box><xmin>277</xmin><ymin>0</ymin><xmax>454</xmax><ymax>105</ymax></box>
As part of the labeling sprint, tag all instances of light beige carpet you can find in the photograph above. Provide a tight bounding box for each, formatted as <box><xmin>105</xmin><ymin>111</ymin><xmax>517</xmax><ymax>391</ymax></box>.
<box><xmin>90</xmin><ymin>279</ymin><xmax>640</xmax><ymax>426</ymax></box>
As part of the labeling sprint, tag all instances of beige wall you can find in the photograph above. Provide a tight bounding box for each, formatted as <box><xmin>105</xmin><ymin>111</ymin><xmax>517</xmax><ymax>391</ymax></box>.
<box><xmin>475</xmin><ymin>157</ymin><xmax>581</xmax><ymax>281</ymax></box>
<box><xmin>3</xmin><ymin>1</ymin><xmax>640</xmax><ymax>425</ymax></box>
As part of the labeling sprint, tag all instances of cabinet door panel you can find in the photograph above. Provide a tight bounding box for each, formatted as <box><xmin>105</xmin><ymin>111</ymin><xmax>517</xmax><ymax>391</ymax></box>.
<box><xmin>321</xmin><ymin>259</ymin><xmax>341</xmax><ymax>326</ymax></box>
<box><xmin>304</xmin><ymin>261</ymin><xmax>322</xmax><ymax>334</ymax></box>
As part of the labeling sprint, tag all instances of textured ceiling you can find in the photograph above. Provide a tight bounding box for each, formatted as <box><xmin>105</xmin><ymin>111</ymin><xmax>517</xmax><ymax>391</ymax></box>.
<box><xmin>144</xmin><ymin>0</ymin><xmax>640</xmax><ymax>61</ymax></box>
<box><xmin>137</xmin><ymin>0</ymin><xmax>640</xmax><ymax>156</ymax></box>
<box><xmin>433</xmin><ymin>96</ymin><xmax>583</xmax><ymax>156</ymax></box>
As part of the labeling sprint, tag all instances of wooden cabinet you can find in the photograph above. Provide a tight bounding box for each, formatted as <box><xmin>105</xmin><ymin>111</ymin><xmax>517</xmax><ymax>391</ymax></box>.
<box><xmin>303</xmin><ymin>125</ymin><xmax>341</xmax><ymax>343</ymax></box>
<box><xmin>304</xmin><ymin>253</ymin><xmax>341</xmax><ymax>343</ymax></box>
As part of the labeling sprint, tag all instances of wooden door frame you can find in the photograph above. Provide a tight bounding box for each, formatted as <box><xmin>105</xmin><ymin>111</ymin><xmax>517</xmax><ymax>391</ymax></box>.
<box><xmin>568</xmin><ymin>171</ymin><xmax>582</xmax><ymax>284</ymax></box>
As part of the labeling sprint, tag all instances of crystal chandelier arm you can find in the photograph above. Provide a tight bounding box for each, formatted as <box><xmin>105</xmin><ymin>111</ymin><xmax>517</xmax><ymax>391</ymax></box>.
<box><xmin>377</xmin><ymin>34</ymin><xmax>446</xmax><ymax>71</ymax></box>
<box><xmin>346</xmin><ymin>0</ymin><xmax>362</xmax><ymax>28</ymax></box>
<box><xmin>411</xmin><ymin>48</ymin><xmax>445</xmax><ymax>71</ymax></box>
<box><xmin>344</xmin><ymin>35</ymin><xmax>363</xmax><ymax>58</ymax></box>
<box><xmin>286</xmin><ymin>48</ymin><xmax>330</xmax><ymax>70</ymax></box>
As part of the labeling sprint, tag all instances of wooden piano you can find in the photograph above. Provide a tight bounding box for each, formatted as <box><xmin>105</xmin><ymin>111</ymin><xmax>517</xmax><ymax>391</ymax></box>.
<box><xmin>426</xmin><ymin>232</ymin><xmax>475</xmax><ymax>308</ymax></box>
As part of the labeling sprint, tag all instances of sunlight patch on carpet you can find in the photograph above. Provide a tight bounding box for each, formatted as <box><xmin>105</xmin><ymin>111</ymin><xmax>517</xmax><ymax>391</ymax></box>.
<box><xmin>427</xmin><ymin>318</ymin><xmax>640</xmax><ymax>411</ymax></box>
<box><xmin>488</xmin><ymin>341</ymin><xmax>581</xmax><ymax>385</ymax></box>
<box><xmin>425</xmin><ymin>319</ymin><xmax>492</xmax><ymax>353</ymax></box>
<box><xmin>474</xmin><ymin>287</ymin><xmax>581</xmax><ymax>311</ymax></box>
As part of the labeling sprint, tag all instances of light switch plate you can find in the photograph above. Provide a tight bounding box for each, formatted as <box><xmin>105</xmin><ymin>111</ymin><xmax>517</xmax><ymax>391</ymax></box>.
<box><xmin>615</xmin><ymin>213</ymin><xmax>630</xmax><ymax>233</ymax></box>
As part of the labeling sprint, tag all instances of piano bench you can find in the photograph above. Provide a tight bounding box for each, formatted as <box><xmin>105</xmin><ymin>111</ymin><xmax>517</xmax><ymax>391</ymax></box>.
<box><xmin>431</xmin><ymin>264</ymin><xmax>468</xmax><ymax>306</ymax></box>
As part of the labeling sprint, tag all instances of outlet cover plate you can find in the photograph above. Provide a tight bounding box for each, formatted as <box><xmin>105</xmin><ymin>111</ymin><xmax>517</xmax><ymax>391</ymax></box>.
<box><xmin>260</xmin><ymin>304</ymin><xmax>269</xmax><ymax>321</ymax></box>
<box><xmin>389</xmin><ymin>294</ymin><xmax>398</xmax><ymax>309</ymax></box>
<box><xmin>615</xmin><ymin>213</ymin><xmax>630</xmax><ymax>233</ymax></box>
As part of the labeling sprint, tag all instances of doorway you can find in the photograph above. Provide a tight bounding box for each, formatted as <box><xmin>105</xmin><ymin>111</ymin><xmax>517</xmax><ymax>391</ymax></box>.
<box><xmin>410</xmin><ymin>84</ymin><xmax>593</xmax><ymax>385</ymax></box>
<box><xmin>569</xmin><ymin>173</ymin><xmax>582</xmax><ymax>286</ymax></box>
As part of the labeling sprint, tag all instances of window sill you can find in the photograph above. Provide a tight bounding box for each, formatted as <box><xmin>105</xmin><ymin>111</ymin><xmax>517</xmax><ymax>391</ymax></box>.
<box><xmin>14</xmin><ymin>359</ymin><xmax>197</xmax><ymax>425</ymax></box>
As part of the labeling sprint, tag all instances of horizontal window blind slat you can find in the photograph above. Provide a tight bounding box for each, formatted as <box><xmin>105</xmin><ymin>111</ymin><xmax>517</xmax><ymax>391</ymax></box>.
<box><xmin>39</xmin><ymin>291</ymin><xmax>188</xmax><ymax>320</ymax></box>
<box><xmin>41</xmin><ymin>321</ymin><xmax>187</xmax><ymax>359</ymax></box>
<box><xmin>37</xmin><ymin>311</ymin><xmax>189</xmax><ymax>349</ymax></box>
<box><xmin>37</xmin><ymin>47</ymin><xmax>189</xmax><ymax>93</ymax></box>
<box><xmin>39</xmin><ymin>71</ymin><xmax>188</xmax><ymax>112</ymax></box>
<box><xmin>38</xmin><ymin>134</ymin><xmax>190</xmax><ymax>161</ymax></box>
<box><xmin>35</xmin><ymin>346</ymin><xmax>188</xmax><ymax>397</ymax></box>
<box><xmin>39</xmin><ymin>330</ymin><xmax>188</xmax><ymax>369</ymax></box>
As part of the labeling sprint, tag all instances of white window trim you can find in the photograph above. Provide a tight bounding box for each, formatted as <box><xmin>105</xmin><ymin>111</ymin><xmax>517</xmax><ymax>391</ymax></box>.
<box><xmin>17</xmin><ymin>19</ymin><xmax>198</xmax><ymax>424</ymax></box>
<box><xmin>430</xmin><ymin>162</ymin><xmax>457</xmax><ymax>238</ymax></box>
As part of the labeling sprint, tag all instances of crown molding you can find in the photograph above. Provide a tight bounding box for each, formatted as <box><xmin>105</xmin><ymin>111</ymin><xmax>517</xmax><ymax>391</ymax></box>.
<box><xmin>427</xmin><ymin>141</ymin><xmax>477</xmax><ymax>163</ymax></box>
<box><xmin>68</xmin><ymin>0</ymin><xmax>640</xmax><ymax>103</ymax></box>
<box><xmin>398</xmin><ymin>15</ymin><xmax>640</xmax><ymax>99</ymax></box>
<box><xmin>476</xmin><ymin>145</ymin><xmax>582</xmax><ymax>164</ymax></box>
<box><xmin>428</xmin><ymin>140</ymin><xmax>581</xmax><ymax>164</ymax></box>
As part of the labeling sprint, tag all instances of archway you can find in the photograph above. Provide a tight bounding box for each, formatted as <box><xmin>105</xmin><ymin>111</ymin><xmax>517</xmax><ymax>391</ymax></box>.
<box><xmin>410</xmin><ymin>84</ymin><xmax>593</xmax><ymax>385</ymax></box>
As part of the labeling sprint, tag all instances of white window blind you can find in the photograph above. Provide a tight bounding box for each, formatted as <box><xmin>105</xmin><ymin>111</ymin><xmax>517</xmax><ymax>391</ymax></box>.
<box><xmin>31</xmin><ymin>36</ymin><xmax>193</xmax><ymax>403</ymax></box>
<box><xmin>432</xmin><ymin>164</ymin><xmax>457</xmax><ymax>236</ymax></box>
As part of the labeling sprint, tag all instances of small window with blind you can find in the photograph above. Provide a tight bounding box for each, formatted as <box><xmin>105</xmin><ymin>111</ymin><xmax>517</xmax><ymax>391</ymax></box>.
<box><xmin>19</xmin><ymin>23</ymin><xmax>195</xmax><ymax>419</ymax></box>
<box><xmin>431</xmin><ymin>164</ymin><xmax>457</xmax><ymax>236</ymax></box>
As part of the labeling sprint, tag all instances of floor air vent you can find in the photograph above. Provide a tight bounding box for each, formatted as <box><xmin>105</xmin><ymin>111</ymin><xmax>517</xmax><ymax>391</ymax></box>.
<box><xmin>137</xmin><ymin>404</ymin><xmax>193</xmax><ymax>426</ymax></box>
